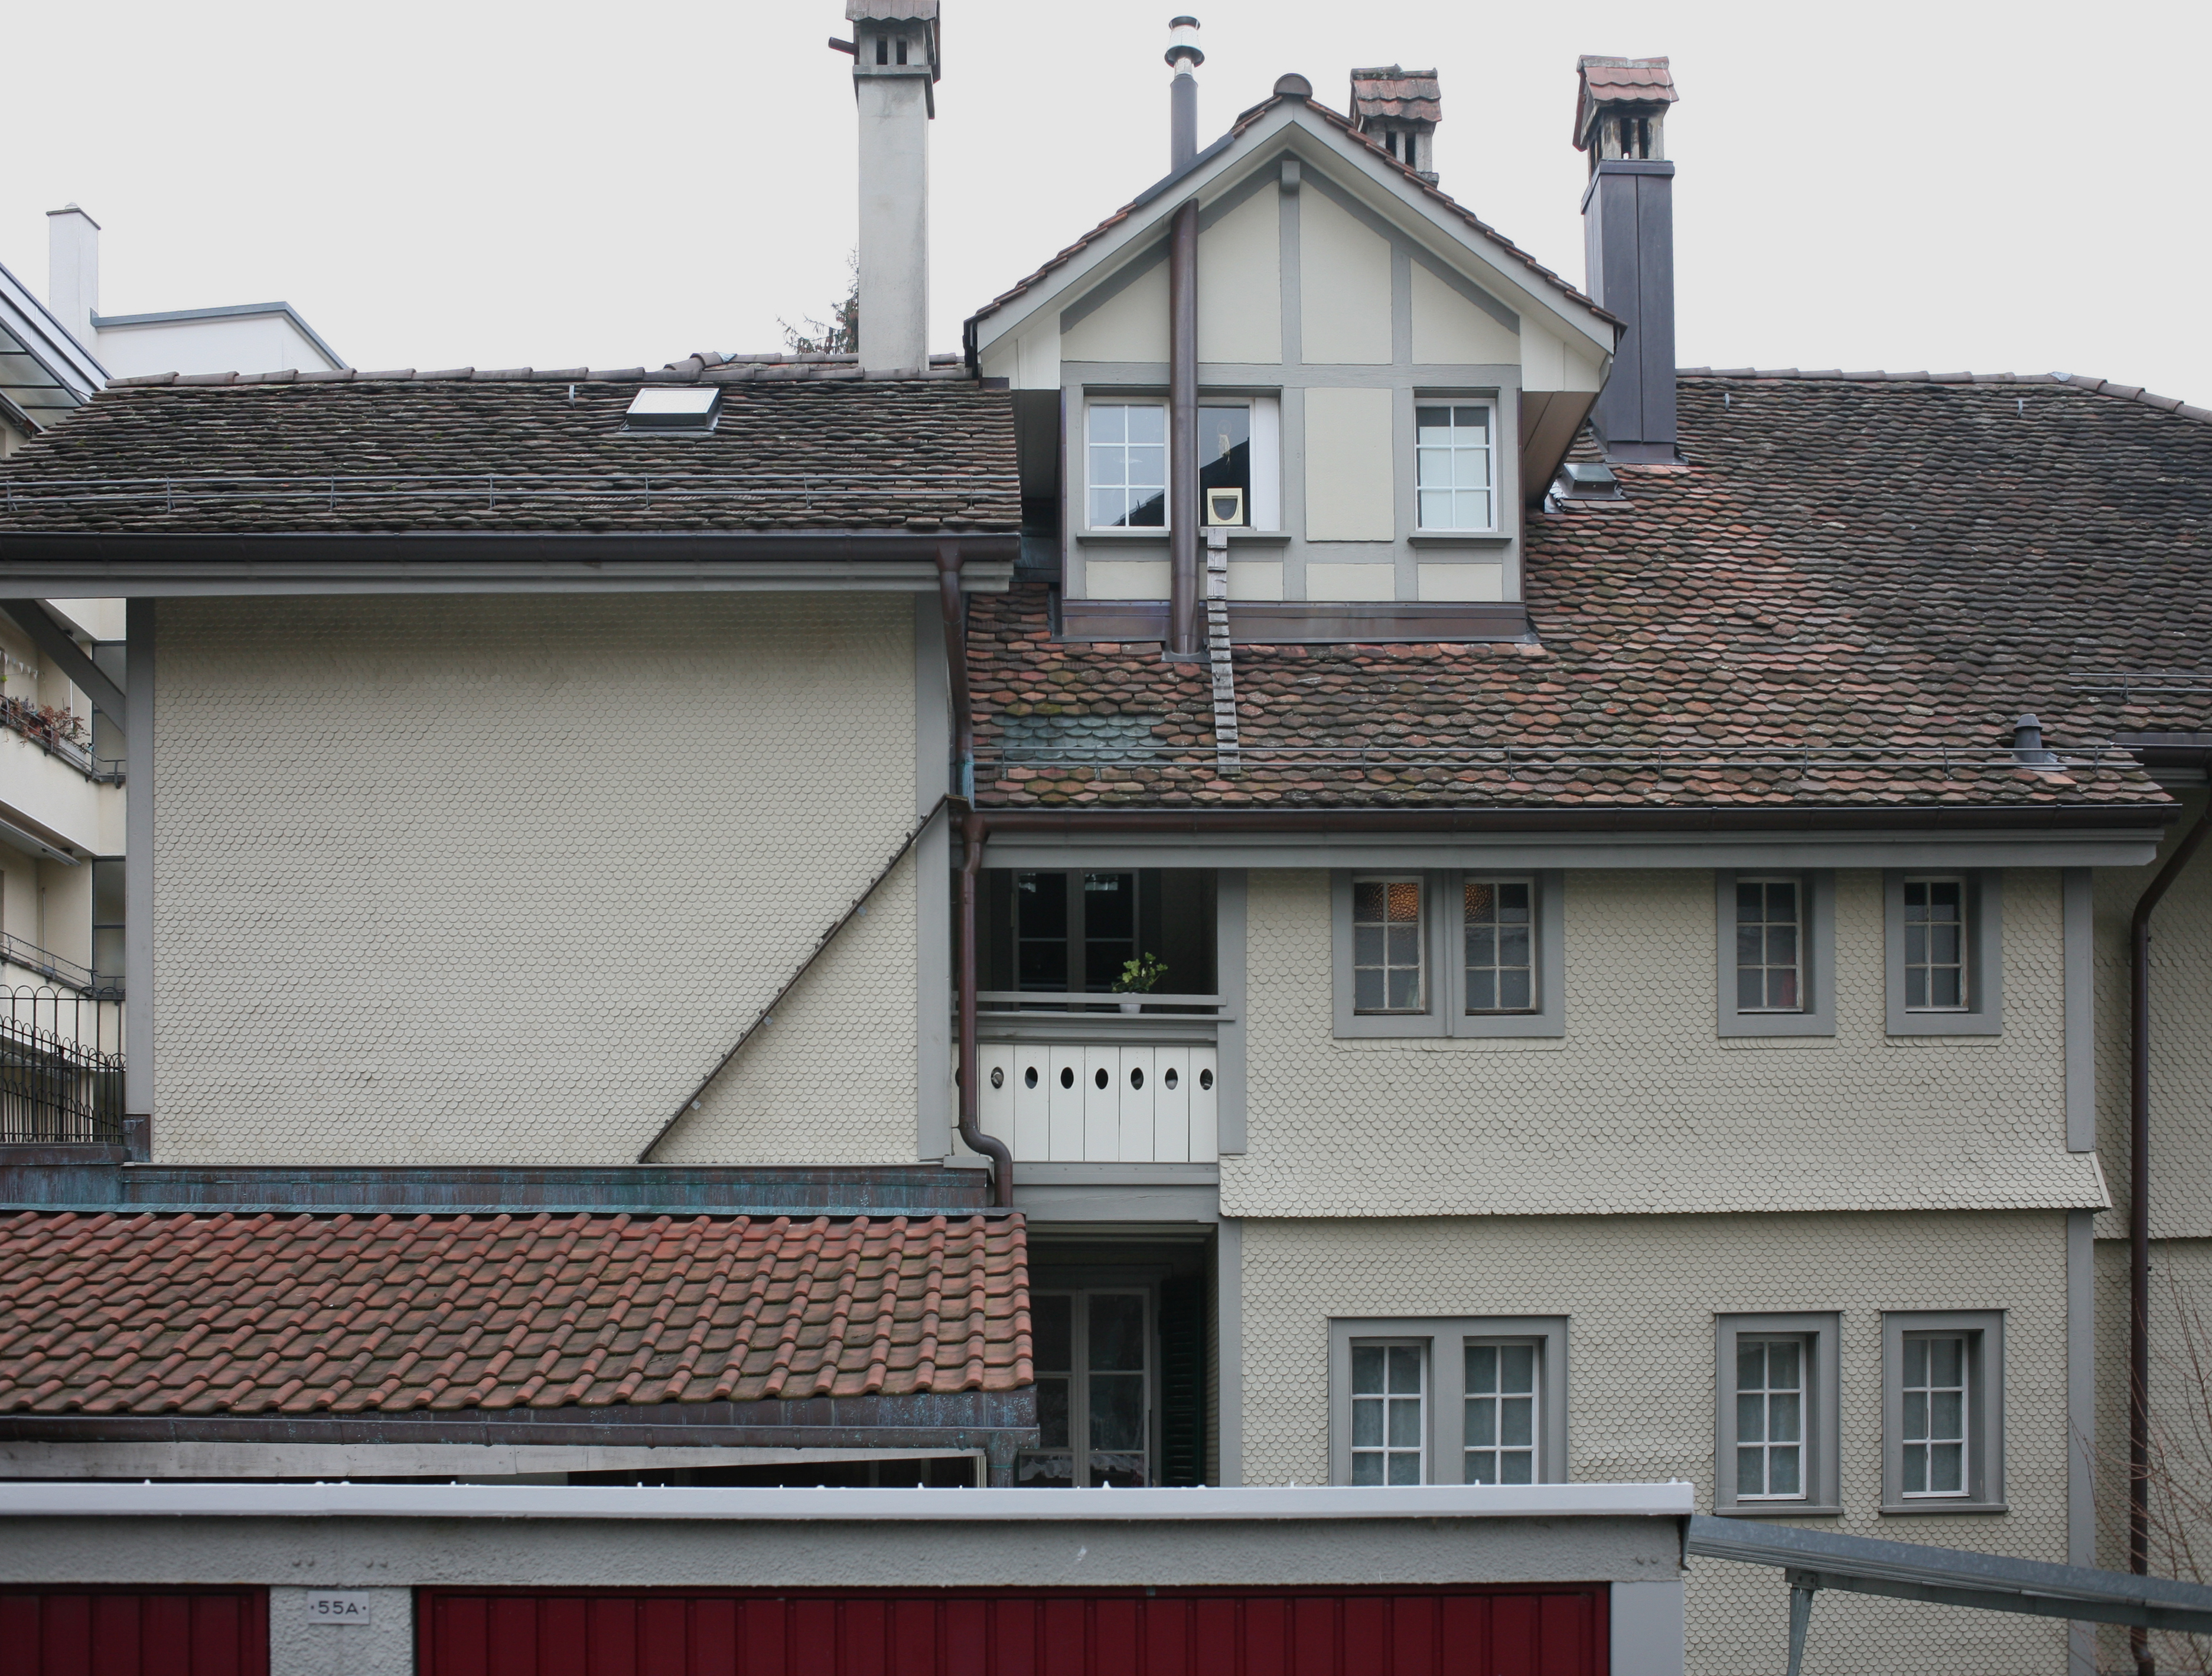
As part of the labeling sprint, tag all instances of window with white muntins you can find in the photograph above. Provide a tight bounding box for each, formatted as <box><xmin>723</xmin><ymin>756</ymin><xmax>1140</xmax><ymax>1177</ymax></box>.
<box><xmin>1734</xmin><ymin>1336</ymin><xmax>1806</xmax><ymax>1501</ymax></box>
<box><xmin>1463</xmin><ymin>1341</ymin><xmax>1539</xmax><ymax>1485</ymax></box>
<box><xmin>1333</xmin><ymin>871</ymin><xmax>1564</xmax><ymax>1039</ymax></box>
<box><xmin>1351</xmin><ymin>876</ymin><xmax>1426</xmax><ymax>1014</ymax></box>
<box><xmin>1901</xmin><ymin>1333</ymin><xmax>1968</xmax><ymax>1497</ymax></box>
<box><xmin>1415</xmin><ymin>403</ymin><xmax>1495</xmax><ymax>531</ymax></box>
<box><xmin>1086</xmin><ymin>402</ymin><xmax>1167</xmax><ymax>529</ymax></box>
<box><xmin>1350</xmin><ymin>1341</ymin><xmax>1426</xmax><ymax>1485</ymax></box>
<box><xmin>1735</xmin><ymin>878</ymin><xmax>1803</xmax><ymax>1011</ymax></box>
<box><xmin>1464</xmin><ymin>877</ymin><xmax>1536</xmax><ymax>1013</ymax></box>
<box><xmin>1884</xmin><ymin>871</ymin><xmax>2001</xmax><ymax>1036</ymax></box>
<box><xmin>1331</xmin><ymin>1317</ymin><xmax>1569</xmax><ymax>1486</ymax></box>
<box><xmin>1903</xmin><ymin>877</ymin><xmax>1968</xmax><ymax>1010</ymax></box>
<box><xmin>1881</xmin><ymin>1310</ymin><xmax>2003</xmax><ymax>1513</ymax></box>
<box><xmin>1713</xmin><ymin>1313</ymin><xmax>1839</xmax><ymax>1516</ymax></box>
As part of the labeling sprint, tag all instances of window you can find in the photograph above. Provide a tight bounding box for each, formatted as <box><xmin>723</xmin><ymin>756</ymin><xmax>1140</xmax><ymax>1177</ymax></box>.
<box><xmin>1881</xmin><ymin>1310</ymin><xmax>2005</xmax><ymax>1513</ymax></box>
<box><xmin>1087</xmin><ymin>403</ymin><xmax>1167</xmax><ymax>529</ymax></box>
<box><xmin>1415</xmin><ymin>403</ymin><xmax>1495</xmax><ymax>532</ymax></box>
<box><xmin>1012</xmin><ymin>871</ymin><xmax>1139</xmax><ymax>994</ymax></box>
<box><xmin>1351</xmin><ymin>876</ymin><xmax>1425</xmax><ymax>1014</ymax></box>
<box><xmin>1884</xmin><ymin>871</ymin><xmax>2003</xmax><ymax>1036</ymax></box>
<box><xmin>1462</xmin><ymin>1342</ymin><xmax>1539</xmax><ymax>1484</ymax></box>
<box><xmin>1332</xmin><ymin>871</ymin><xmax>1564</xmax><ymax>1039</ymax></box>
<box><xmin>1350</xmin><ymin>1342</ymin><xmax>1426</xmax><ymax>1485</ymax></box>
<box><xmin>1200</xmin><ymin>403</ymin><xmax>1250</xmax><ymax>527</ymax></box>
<box><xmin>1714</xmin><ymin>1313</ymin><xmax>1840</xmax><ymax>1516</ymax></box>
<box><xmin>1019</xmin><ymin>1290</ymin><xmax>1151</xmax><ymax>1488</ymax></box>
<box><xmin>1462</xmin><ymin>878</ymin><xmax>1535</xmax><ymax>1013</ymax></box>
<box><xmin>1716</xmin><ymin>872</ymin><xmax>1834</xmax><ymax>1037</ymax></box>
<box><xmin>1329</xmin><ymin>1317</ymin><xmax>1568</xmax><ymax>1485</ymax></box>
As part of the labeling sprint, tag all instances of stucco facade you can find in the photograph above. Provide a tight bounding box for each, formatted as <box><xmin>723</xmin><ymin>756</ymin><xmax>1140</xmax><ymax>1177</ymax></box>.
<box><xmin>1238</xmin><ymin>1210</ymin><xmax>2075</xmax><ymax>1676</ymax></box>
<box><xmin>149</xmin><ymin>593</ymin><xmax>924</xmax><ymax>1165</ymax></box>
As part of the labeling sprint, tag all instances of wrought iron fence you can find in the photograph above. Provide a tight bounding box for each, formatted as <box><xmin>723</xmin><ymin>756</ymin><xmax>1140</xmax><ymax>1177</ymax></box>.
<box><xmin>0</xmin><ymin>987</ymin><xmax>123</xmax><ymax>1144</ymax></box>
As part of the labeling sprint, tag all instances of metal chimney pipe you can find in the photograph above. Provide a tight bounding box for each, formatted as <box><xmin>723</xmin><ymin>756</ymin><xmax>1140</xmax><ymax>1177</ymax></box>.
<box><xmin>1167</xmin><ymin>15</ymin><xmax>1203</xmax><ymax>172</ymax></box>
<box><xmin>1168</xmin><ymin>199</ymin><xmax>1201</xmax><ymax>657</ymax></box>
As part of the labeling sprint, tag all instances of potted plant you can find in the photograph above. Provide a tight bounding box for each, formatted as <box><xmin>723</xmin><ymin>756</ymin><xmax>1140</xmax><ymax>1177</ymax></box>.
<box><xmin>1113</xmin><ymin>953</ymin><xmax>1168</xmax><ymax>1014</ymax></box>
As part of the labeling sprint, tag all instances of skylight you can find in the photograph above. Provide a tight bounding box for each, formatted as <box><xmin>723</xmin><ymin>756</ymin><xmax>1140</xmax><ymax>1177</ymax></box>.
<box><xmin>624</xmin><ymin>386</ymin><xmax>722</xmax><ymax>433</ymax></box>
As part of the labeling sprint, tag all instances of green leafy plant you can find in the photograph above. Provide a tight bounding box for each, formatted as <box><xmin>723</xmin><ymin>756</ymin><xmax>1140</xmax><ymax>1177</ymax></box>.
<box><xmin>1113</xmin><ymin>953</ymin><xmax>1168</xmax><ymax>995</ymax></box>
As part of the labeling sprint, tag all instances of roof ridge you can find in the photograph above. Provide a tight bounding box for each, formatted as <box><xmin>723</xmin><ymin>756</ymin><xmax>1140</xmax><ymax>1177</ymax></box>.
<box><xmin>103</xmin><ymin>351</ymin><xmax>970</xmax><ymax>392</ymax></box>
<box><xmin>1677</xmin><ymin>367</ymin><xmax>2210</xmax><ymax>422</ymax></box>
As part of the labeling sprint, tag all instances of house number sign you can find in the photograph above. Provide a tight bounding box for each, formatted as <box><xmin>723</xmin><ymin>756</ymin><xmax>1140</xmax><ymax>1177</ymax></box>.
<box><xmin>303</xmin><ymin>1592</ymin><xmax>375</xmax><ymax>1625</ymax></box>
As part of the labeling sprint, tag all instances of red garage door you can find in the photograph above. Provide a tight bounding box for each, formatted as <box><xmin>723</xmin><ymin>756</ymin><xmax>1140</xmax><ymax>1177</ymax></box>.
<box><xmin>0</xmin><ymin>1590</ymin><xmax>268</xmax><ymax>1676</ymax></box>
<box><xmin>419</xmin><ymin>1587</ymin><xmax>1606</xmax><ymax>1676</ymax></box>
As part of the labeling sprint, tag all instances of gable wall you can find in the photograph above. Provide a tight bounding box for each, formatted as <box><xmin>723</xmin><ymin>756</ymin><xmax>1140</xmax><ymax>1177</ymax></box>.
<box><xmin>980</xmin><ymin>143</ymin><xmax>1604</xmax><ymax>608</ymax></box>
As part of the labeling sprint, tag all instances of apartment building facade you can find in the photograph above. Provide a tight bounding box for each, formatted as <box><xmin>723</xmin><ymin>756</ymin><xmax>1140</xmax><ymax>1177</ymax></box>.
<box><xmin>1</xmin><ymin>14</ymin><xmax>2208</xmax><ymax>1676</ymax></box>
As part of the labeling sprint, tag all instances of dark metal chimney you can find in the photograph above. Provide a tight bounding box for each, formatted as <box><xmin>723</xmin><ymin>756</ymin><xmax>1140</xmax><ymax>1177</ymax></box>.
<box><xmin>1168</xmin><ymin>16</ymin><xmax>1202</xmax><ymax>171</ymax></box>
<box><xmin>1575</xmin><ymin>56</ymin><xmax>1679</xmax><ymax>463</ymax></box>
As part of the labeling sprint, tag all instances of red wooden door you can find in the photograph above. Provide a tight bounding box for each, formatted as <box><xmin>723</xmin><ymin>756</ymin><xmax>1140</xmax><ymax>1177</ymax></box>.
<box><xmin>0</xmin><ymin>1590</ymin><xmax>268</xmax><ymax>1676</ymax></box>
<box><xmin>418</xmin><ymin>1586</ymin><xmax>1607</xmax><ymax>1675</ymax></box>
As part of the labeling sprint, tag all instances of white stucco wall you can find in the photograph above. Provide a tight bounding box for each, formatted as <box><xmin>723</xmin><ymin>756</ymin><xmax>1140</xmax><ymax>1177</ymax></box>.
<box><xmin>1224</xmin><ymin>868</ymin><xmax>2103</xmax><ymax>1218</ymax></box>
<box><xmin>150</xmin><ymin>594</ymin><xmax>921</xmax><ymax>1165</ymax></box>
<box><xmin>1239</xmin><ymin>1210</ymin><xmax>2073</xmax><ymax>1676</ymax></box>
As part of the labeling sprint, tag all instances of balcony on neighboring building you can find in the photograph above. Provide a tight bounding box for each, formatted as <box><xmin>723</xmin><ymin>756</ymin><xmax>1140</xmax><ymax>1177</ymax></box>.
<box><xmin>973</xmin><ymin>868</ymin><xmax>1220</xmax><ymax>1165</ymax></box>
<box><xmin>0</xmin><ymin>982</ymin><xmax>122</xmax><ymax>1144</ymax></box>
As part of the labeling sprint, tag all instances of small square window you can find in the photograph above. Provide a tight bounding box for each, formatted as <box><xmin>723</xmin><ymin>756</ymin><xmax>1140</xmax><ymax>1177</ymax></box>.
<box><xmin>1716</xmin><ymin>872</ymin><xmax>1833</xmax><ymax>1037</ymax></box>
<box><xmin>1415</xmin><ymin>403</ymin><xmax>1495</xmax><ymax>531</ymax></box>
<box><xmin>1884</xmin><ymin>871</ymin><xmax>2003</xmax><ymax>1036</ymax></box>
<box><xmin>1882</xmin><ymin>1310</ymin><xmax>2004</xmax><ymax>1513</ymax></box>
<box><xmin>1714</xmin><ymin>1313</ymin><xmax>1840</xmax><ymax>1516</ymax></box>
<box><xmin>1330</xmin><ymin>1316</ymin><xmax>1568</xmax><ymax>1485</ymax></box>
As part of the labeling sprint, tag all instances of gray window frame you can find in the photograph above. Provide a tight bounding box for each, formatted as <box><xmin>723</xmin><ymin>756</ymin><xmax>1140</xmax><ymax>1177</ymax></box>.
<box><xmin>1881</xmin><ymin>1309</ymin><xmax>2005</xmax><ymax>1515</ymax></box>
<box><xmin>1328</xmin><ymin>1315</ymin><xmax>1569</xmax><ymax>1486</ymax></box>
<box><xmin>1714</xmin><ymin>1312</ymin><xmax>1843</xmax><ymax>1517</ymax></box>
<box><xmin>1884</xmin><ymin>871</ymin><xmax>2003</xmax><ymax>1036</ymax></box>
<box><xmin>1331</xmin><ymin>870</ymin><xmax>1565</xmax><ymax>1039</ymax></box>
<box><xmin>1717</xmin><ymin>871</ymin><xmax>1835</xmax><ymax>1037</ymax></box>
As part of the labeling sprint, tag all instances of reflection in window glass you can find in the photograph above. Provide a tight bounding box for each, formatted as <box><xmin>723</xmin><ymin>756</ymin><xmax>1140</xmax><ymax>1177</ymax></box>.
<box><xmin>1199</xmin><ymin>404</ymin><xmax>1251</xmax><ymax>526</ymax></box>
<box><xmin>1018</xmin><ymin>1294</ymin><xmax>1076</xmax><ymax>1485</ymax></box>
<box><xmin>1088</xmin><ymin>403</ymin><xmax>1168</xmax><ymax>528</ymax></box>
<box><xmin>1736</xmin><ymin>1337</ymin><xmax>1805</xmax><ymax>1500</ymax></box>
<box><xmin>1464</xmin><ymin>879</ymin><xmax>1533</xmax><ymax>1013</ymax></box>
<box><xmin>1464</xmin><ymin>1343</ymin><xmax>1537</xmax><ymax>1483</ymax></box>
<box><xmin>1353</xmin><ymin>877</ymin><xmax>1424</xmax><ymax>1014</ymax></box>
<box><xmin>1014</xmin><ymin>872</ymin><xmax>1068</xmax><ymax>991</ymax></box>
<box><xmin>1902</xmin><ymin>1335</ymin><xmax>1968</xmax><ymax>1496</ymax></box>
<box><xmin>1089</xmin><ymin>1293</ymin><xmax>1148</xmax><ymax>1487</ymax></box>
<box><xmin>1016</xmin><ymin>1290</ymin><xmax>1149</xmax><ymax>1488</ymax></box>
<box><xmin>1082</xmin><ymin>873</ymin><xmax>1137</xmax><ymax>993</ymax></box>
<box><xmin>1736</xmin><ymin>879</ymin><xmax>1803</xmax><ymax>1011</ymax></box>
<box><xmin>1415</xmin><ymin>405</ymin><xmax>1494</xmax><ymax>531</ymax></box>
<box><xmin>1351</xmin><ymin>1343</ymin><xmax>1426</xmax><ymax>1485</ymax></box>
<box><xmin>1904</xmin><ymin>879</ymin><xmax>1967</xmax><ymax>1010</ymax></box>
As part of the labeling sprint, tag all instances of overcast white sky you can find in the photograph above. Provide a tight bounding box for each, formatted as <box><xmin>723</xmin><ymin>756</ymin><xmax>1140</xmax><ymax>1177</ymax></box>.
<box><xmin>8</xmin><ymin>0</ymin><xmax>2208</xmax><ymax>399</ymax></box>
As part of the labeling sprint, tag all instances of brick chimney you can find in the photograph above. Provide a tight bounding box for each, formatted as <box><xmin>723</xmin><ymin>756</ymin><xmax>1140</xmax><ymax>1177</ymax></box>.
<box><xmin>1350</xmin><ymin>66</ymin><xmax>1440</xmax><ymax>183</ymax></box>
<box><xmin>45</xmin><ymin>204</ymin><xmax>99</xmax><ymax>354</ymax></box>
<box><xmin>845</xmin><ymin>2</ymin><xmax>940</xmax><ymax>375</ymax></box>
<box><xmin>1574</xmin><ymin>56</ymin><xmax>1679</xmax><ymax>463</ymax></box>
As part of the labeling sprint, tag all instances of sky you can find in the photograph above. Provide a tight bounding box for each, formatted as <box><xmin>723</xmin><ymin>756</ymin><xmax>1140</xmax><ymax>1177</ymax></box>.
<box><xmin>7</xmin><ymin>0</ymin><xmax>2208</xmax><ymax>401</ymax></box>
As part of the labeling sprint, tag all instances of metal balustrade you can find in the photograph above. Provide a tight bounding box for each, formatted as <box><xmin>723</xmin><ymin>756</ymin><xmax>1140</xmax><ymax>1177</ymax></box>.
<box><xmin>0</xmin><ymin>987</ymin><xmax>123</xmax><ymax>1144</ymax></box>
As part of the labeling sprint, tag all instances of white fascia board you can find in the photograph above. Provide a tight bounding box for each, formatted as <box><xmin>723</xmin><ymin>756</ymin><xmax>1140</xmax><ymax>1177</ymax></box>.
<box><xmin>0</xmin><ymin>1480</ymin><xmax>1696</xmax><ymax>1523</ymax></box>
<box><xmin>972</xmin><ymin>102</ymin><xmax>1614</xmax><ymax>363</ymax></box>
<box><xmin>0</xmin><ymin>260</ymin><xmax>107</xmax><ymax>395</ymax></box>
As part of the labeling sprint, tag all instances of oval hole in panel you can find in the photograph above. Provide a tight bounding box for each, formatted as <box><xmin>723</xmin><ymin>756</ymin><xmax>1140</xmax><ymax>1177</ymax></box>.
<box><xmin>989</xmin><ymin>1067</ymin><xmax>1004</xmax><ymax>1089</ymax></box>
<box><xmin>1060</xmin><ymin>1066</ymin><xmax>1076</xmax><ymax>1089</ymax></box>
<box><xmin>1200</xmin><ymin>1068</ymin><xmax>1215</xmax><ymax>1090</ymax></box>
<box><xmin>1129</xmin><ymin>1066</ymin><xmax>1145</xmax><ymax>1090</ymax></box>
<box><xmin>1164</xmin><ymin>1067</ymin><xmax>1180</xmax><ymax>1090</ymax></box>
<box><xmin>1094</xmin><ymin>1067</ymin><xmax>1110</xmax><ymax>1089</ymax></box>
<box><xmin>1025</xmin><ymin>1066</ymin><xmax>1039</xmax><ymax>1089</ymax></box>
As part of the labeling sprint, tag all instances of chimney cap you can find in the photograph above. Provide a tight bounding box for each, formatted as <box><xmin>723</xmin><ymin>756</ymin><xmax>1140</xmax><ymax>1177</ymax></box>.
<box><xmin>1574</xmin><ymin>55</ymin><xmax>1677</xmax><ymax>149</ymax></box>
<box><xmin>46</xmin><ymin>203</ymin><xmax>101</xmax><ymax>228</ymax></box>
<box><xmin>845</xmin><ymin>0</ymin><xmax>937</xmax><ymax>17</ymax></box>
<box><xmin>1349</xmin><ymin>65</ymin><xmax>1441</xmax><ymax>127</ymax></box>
<box><xmin>1272</xmin><ymin>72</ymin><xmax>1313</xmax><ymax>99</ymax></box>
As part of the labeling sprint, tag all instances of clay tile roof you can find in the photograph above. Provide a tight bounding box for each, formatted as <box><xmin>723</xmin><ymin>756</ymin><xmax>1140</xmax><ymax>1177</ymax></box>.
<box><xmin>968</xmin><ymin>374</ymin><xmax>2212</xmax><ymax>814</ymax></box>
<box><xmin>0</xmin><ymin>374</ymin><xmax>1018</xmax><ymax>536</ymax></box>
<box><xmin>0</xmin><ymin>1210</ymin><xmax>1030</xmax><ymax>1415</ymax></box>
<box><xmin>1575</xmin><ymin>55</ymin><xmax>1679</xmax><ymax>148</ymax></box>
<box><xmin>1349</xmin><ymin>66</ymin><xmax>1441</xmax><ymax>126</ymax></box>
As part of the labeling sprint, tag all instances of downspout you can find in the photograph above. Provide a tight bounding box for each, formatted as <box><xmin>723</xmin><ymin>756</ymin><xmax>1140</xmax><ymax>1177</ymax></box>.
<box><xmin>1168</xmin><ymin>198</ymin><xmax>1201</xmax><ymax>658</ymax></box>
<box><xmin>936</xmin><ymin>541</ymin><xmax>1013</xmax><ymax>1206</ymax></box>
<box><xmin>2130</xmin><ymin>776</ymin><xmax>2212</xmax><ymax>1673</ymax></box>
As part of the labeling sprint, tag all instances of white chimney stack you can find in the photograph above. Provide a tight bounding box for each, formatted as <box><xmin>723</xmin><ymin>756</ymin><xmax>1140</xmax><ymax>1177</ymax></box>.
<box><xmin>842</xmin><ymin>1</ymin><xmax>940</xmax><ymax>376</ymax></box>
<box><xmin>45</xmin><ymin>204</ymin><xmax>100</xmax><ymax>353</ymax></box>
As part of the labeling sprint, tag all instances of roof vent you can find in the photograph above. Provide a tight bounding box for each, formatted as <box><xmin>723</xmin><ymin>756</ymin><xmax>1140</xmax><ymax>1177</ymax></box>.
<box><xmin>624</xmin><ymin>386</ymin><xmax>722</xmax><ymax>433</ymax></box>
<box><xmin>1553</xmin><ymin>461</ymin><xmax>1623</xmax><ymax>500</ymax></box>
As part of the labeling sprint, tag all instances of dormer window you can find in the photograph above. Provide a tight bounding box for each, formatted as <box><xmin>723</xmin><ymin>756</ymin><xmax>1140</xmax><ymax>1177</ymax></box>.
<box><xmin>1414</xmin><ymin>403</ymin><xmax>1495</xmax><ymax>532</ymax></box>
<box><xmin>624</xmin><ymin>387</ymin><xmax>722</xmax><ymax>434</ymax></box>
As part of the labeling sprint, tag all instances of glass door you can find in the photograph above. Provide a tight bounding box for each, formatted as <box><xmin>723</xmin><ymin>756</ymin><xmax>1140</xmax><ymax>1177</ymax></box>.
<box><xmin>1018</xmin><ymin>1289</ymin><xmax>1151</xmax><ymax>1487</ymax></box>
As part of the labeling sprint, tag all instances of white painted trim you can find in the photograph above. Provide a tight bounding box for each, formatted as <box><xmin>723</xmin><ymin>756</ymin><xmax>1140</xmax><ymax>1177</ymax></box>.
<box><xmin>0</xmin><ymin>1480</ymin><xmax>1695</xmax><ymax>1522</ymax></box>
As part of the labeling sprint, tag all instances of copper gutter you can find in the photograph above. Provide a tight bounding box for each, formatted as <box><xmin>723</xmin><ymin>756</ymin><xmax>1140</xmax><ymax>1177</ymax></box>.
<box><xmin>1167</xmin><ymin>198</ymin><xmax>1201</xmax><ymax>658</ymax></box>
<box><xmin>936</xmin><ymin>541</ymin><xmax>1013</xmax><ymax>1206</ymax></box>
<box><xmin>2129</xmin><ymin>780</ymin><xmax>2212</xmax><ymax>1671</ymax></box>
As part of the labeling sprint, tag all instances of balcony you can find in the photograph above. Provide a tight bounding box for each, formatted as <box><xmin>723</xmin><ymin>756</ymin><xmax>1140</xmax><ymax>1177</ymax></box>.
<box><xmin>0</xmin><ymin>987</ymin><xmax>123</xmax><ymax>1144</ymax></box>
<box><xmin>976</xmin><ymin>991</ymin><xmax>1223</xmax><ymax>1164</ymax></box>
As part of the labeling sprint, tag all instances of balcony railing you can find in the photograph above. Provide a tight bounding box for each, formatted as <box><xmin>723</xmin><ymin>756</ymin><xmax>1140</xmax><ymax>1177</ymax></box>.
<box><xmin>0</xmin><ymin>695</ymin><xmax>122</xmax><ymax>782</ymax></box>
<box><xmin>0</xmin><ymin>932</ymin><xmax>119</xmax><ymax>998</ymax></box>
<box><xmin>973</xmin><ymin>994</ymin><xmax>1226</xmax><ymax>1164</ymax></box>
<box><xmin>0</xmin><ymin>987</ymin><xmax>123</xmax><ymax>1145</ymax></box>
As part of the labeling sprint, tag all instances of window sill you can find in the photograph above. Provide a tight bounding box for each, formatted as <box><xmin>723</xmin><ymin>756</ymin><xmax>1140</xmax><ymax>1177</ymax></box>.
<box><xmin>1408</xmin><ymin>532</ymin><xmax>1510</xmax><ymax>547</ymax></box>
<box><xmin>1713</xmin><ymin>1503</ymin><xmax>1845</xmax><ymax>1519</ymax></box>
<box><xmin>1076</xmin><ymin>529</ymin><xmax>1290</xmax><ymax>544</ymax></box>
<box><xmin>1331</xmin><ymin>1034</ymin><xmax>1566</xmax><ymax>1052</ymax></box>
<box><xmin>1879</xmin><ymin>1501</ymin><xmax>2008</xmax><ymax>1516</ymax></box>
<box><xmin>1884</xmin><ymin>1030</ymin><xmax>2003</xmax><ymax>1045</ymax></box>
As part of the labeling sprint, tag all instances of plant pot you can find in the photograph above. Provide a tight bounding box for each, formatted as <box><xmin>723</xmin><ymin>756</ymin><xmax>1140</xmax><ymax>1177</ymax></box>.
<box><xmin>1118</xmin><ymin>1000</ymin><xmax>1142</xmax><ymax>1014</ymax></box>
